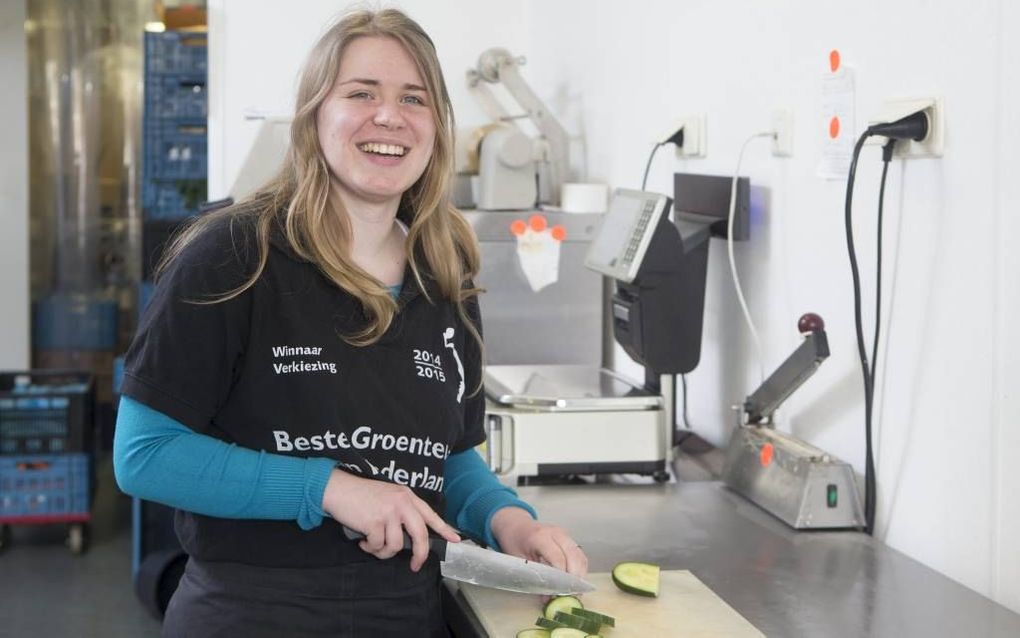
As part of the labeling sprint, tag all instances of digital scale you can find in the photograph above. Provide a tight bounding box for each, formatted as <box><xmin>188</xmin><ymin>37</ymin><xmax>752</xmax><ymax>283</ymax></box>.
<box><xmin>483</xmin><ymin>184</ymin><xmax>736</xmax><ymax>483</ymax></box>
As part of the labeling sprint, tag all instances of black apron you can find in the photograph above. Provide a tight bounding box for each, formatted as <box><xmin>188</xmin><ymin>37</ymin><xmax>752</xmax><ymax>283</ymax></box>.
<box><xmin>162</xmin><ymin>555</ymin><xmax>450</xmax><ymax>637</ymax></box>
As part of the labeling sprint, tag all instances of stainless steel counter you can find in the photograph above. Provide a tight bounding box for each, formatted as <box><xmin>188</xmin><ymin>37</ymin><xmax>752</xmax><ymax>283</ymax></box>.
<box><xmin>445</xmin><ymin>481</ymin><xmax>1020</xmax><ymax>638</ymax></box>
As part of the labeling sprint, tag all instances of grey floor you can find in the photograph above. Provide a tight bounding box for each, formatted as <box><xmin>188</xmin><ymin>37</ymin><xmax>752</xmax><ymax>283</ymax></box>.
<box><xmin>0</xmin><ymin>455</ymin><xmax>162</xmax><ymax>638</ymax></box>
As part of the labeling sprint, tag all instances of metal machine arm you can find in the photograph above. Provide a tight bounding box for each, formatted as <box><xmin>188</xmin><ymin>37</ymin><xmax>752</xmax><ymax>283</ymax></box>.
<box><xmin>467</xmin><ymin>48</ymin><xmax>570</xmax><ymax>205</ymax></box>
<box><xmin>743</xmin><ymin>313</ymin><xmax>830</xmax><ymax>424</ymax></box>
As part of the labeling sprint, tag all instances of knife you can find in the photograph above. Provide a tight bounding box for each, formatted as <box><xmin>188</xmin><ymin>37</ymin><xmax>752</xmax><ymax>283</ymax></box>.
<box><xmin>342</xmin><ymin>525</ymin><xmax>595</xmax><ymax>595</ymax></box>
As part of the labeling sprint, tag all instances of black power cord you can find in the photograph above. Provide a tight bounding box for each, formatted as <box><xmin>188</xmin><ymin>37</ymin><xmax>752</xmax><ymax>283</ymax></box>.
<box><xmin>641</xmin><ymin>142</ymin><xmax>665</xmax><ymax>190</ymax></box>
<box><xmin>844</xmin><ymin>111</ymin><xmax>928</xmax><ymax>535</ymax></box>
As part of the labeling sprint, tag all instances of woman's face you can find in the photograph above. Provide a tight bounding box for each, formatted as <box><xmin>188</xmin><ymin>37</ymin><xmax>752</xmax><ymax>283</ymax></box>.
<box><xmin>316</xmin><ymin>36</ymin><xmax>437</xmax><ymax>210</ymax></box>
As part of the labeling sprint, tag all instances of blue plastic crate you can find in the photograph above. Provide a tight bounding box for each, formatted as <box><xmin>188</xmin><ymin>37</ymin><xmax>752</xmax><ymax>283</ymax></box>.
<box><xmin>144</xmin><ymin>73</ymin><xmax>206</xmax><ymax>120</ymax></box>
<box><xmin>143</xmin><ymin>120</ymin><xmax>207</xmax><ymax>180</ymax></box>
<box><xmin>142</xmin><ymin>179</ymin><xmax>206</xmax><ymax>221</ymax></box>
<box><xmin>145</xmin><ymin>31</ymin><xmax>207</xmax><ymax>75</ymax></box>
<box><xmin>32</xmin><ymin>293</ymin><xmax>118</xmax><ymax>351</ymax></box>
<box><xmin>0</xmin><ymin>453</ymin><xmax>91</xmax><ymax>522</ymax></box>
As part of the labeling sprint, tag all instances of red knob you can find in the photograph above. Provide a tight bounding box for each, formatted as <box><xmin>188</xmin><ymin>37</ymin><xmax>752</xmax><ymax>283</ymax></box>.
<box><xmin>798</xmin><ymin>312</ymin><xmax>824</xmax><ymax>334</ymax></box>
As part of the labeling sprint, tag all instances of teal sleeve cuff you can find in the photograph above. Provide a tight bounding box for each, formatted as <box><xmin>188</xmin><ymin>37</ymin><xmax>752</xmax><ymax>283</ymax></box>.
<box><xmin>443</xmin><ymin>449</ymin><xmax>537</xmax><ymax>550</ymax></box>
<box><xmin>113</xmin><ymin>395</ymin><xmax>335</xmax><ymax>529</ymax></box>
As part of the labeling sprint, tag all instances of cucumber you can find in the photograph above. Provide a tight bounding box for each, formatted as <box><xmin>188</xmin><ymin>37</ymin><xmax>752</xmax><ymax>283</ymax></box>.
<box><xmin>570</xmin><ymin>607</ymin><xmax>616</xmax><ymax>627</ymax></box>
<box><xmin>515</xmin><ymin>630</ymin><xmax>551</xmax><ymax>638</ymax></box>
<box><xmin>552</xmin><ymin>612</ymin><xmax>601</xmax><ymax>634</ymax></box>
<box><xmin>543</xmin><ymin>595</ymin><xmax>583</xmax><ymax>620</ymax></box>
<box><xmin>536</xmin><ymin>617</ymin><xmax>566</xmax><ymax>630</ymax></box>
<box><xmin>549</xmin><ymin>629</ymin><xmax>589</xmax><ymax>638</ymax></box>
<box><xmin>611</xmin><ymin>561</ymin><xmax>661</xmax><ymax>597</ymax></box>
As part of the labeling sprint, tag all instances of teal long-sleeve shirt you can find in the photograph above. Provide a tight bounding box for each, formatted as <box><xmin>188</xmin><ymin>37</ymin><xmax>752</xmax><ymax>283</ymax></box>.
<box><xmin>113</xmin><ymin>396</ymin><xmax>534</xmax><ymax>549</ymax></box>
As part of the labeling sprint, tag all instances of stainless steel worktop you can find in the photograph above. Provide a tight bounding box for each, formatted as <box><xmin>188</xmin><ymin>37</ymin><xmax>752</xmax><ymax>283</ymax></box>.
<box><xmin>445</xmin><ymin>480</ymin><xmax>1020</xmax><ymax>638</ymax></box>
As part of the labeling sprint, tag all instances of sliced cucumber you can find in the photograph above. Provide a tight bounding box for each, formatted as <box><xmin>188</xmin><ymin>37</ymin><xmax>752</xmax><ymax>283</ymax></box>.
<box><xmin>612</xmin><ymin>561</ymin><xmax>661</xmax><ymax>597</ymax></box>
<box><xmin>549</xmin><ymin>629</ymin><xmax>589</xmax><ymax>638</ymax></box>
<box><xmin>543</xmin><ymin>595</ymin><xmax>583</xmax><ymax>620</ymax></box>
<box><xmin>552</xmin><ymin>612</ymin><xmax>601</xmax><ymax>634</ymax></box>
<box><xmin>570</xmin><ymin>607</ymin><xmax>616</xmax><ymax>627</ymax></box>
<box><xmin>536</xmin><ymin>617</ymin><xmax>566</xmax><ymax>630</ymax></box>
<box><xmin>516</xmin><ymin>630</ymin><xmax>551</xmax><ymax>638</ymax></box>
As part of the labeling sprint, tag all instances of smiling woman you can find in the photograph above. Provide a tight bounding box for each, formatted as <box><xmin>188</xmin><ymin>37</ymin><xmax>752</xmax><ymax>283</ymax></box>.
<box><xmin>113</xmin><ymin>7</ymin><xmax>589</xmax><ymax>638</ymax></box>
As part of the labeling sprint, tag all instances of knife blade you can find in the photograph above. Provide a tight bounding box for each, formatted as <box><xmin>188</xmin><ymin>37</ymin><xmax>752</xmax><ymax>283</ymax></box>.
<box><xmin>342</xmin><ymin>525</ymin><xmax>595</xmax><ymax>595</ymax></box>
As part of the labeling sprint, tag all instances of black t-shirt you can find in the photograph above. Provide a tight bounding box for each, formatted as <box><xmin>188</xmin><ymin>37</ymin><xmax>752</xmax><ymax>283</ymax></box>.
<box><xmin>121</xmin><ymin>211</ymin><xmax>487</xmax><ymax>567</ymax></box>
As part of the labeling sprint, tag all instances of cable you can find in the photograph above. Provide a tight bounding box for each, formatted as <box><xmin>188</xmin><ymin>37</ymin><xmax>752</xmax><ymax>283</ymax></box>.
<box><xmin>641</xmin><ymin>142</ymin><xmax>664</xmax><ymax>190</ymax></box>
<box><xmin>872</xmin><ymin>143</ymin><xmax>894</xmax><ymax>381</ymax></box>
<box><xmin>727</xmin><ymin>132</ymin><xmax>774</xmax><ymax>384</ymax></box>
<box><xmin>680</xmin><ymin>374</ymin><xmax>692</xmax><ymax>429</ymax></box>
<box><xmin>844</xmin><ymin>130</ymin><xmax>877</xmax><ymax>535</ymax></box>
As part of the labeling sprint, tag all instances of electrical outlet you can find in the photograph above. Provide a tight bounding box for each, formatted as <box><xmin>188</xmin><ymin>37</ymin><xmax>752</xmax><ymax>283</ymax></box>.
<box><xmin>771</xmin><ymin>109</ymin><xmax>793</xmax><ymax>157</ymax></box>
<box><xmin>674</xmin><ymin>114</ymin><xmax>707</xmax><ymax>158</ymax></box>
<box><xmin>869</xmin><ymin>97</ymin><xmax>944</xmax><ymax>158</ymax></box>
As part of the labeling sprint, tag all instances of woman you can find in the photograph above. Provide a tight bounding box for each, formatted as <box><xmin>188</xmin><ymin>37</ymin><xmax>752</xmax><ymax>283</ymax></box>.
<box><xmin>114</xmin><ymin>9</ymin><xmax>587</xmax><ymax>637</ymax></box>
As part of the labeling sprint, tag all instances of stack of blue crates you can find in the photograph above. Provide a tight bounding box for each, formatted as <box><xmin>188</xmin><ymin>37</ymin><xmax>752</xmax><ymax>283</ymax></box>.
<box><xmin>0</xmin><ymin>373</ymin><xmax>95</xmax><ymax>531</ymax></box>
<box><xmin>139</xmin><ymin>30</ymin><xmax>207</xmax><ymax>334</ymax></box>
<box><xmin>142</xmin><ymin>31</ymin><xmax>208</xmax><ymax>223</ymax></box>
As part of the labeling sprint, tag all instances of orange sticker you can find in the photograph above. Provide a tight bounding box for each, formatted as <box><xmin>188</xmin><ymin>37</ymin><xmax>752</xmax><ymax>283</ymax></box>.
<box><xmin>510</xmin><ymin>219</ymin><xmax>526</xmax><ymax>236</ymax></box>
<box><xmin>829</xmin><ymin>49</ymin><xmax>841</xmax><ymax>73</ymax></box>
<box><xmin>550</xmin><ymin>225</ymin><xmax>566</xmax><ymax>242</ymax></box>
<box><xmin>828</xmin><ymin>116</ymin><xmax>840</xmax><ymax>139</ymax></box>
<box><xmin>528</xmin><ymin>214</ymin><xmax>547</xmax><ymax>233</ymax></box>
<box><xmin>759</xmin><ymin>443</ymin><xmax>774</xmax><ymax>467</ymax></box>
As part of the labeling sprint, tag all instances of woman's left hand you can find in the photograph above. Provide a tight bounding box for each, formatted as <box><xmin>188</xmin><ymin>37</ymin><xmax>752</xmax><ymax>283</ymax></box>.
<box><xmin>490</xmin><ymin>506</ymin><xmax>589</xmax><ymax>578</ymax></box>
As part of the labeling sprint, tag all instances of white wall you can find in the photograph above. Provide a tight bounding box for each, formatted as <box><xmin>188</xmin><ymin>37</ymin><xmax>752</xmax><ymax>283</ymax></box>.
<box><xmin>207</xmin><ymin>0</ymin><xmax>529</xmax><ymax>197</ymax></box>
<box><xmin>518</xmin><ymin>0</ymin><xmax>1019</xmax><ymax>613</ymax></box>
<box><xmin>210</xmin><ymin>0</ymin><xmax>1020</xmax><ymax>614</ymax></box>
<box><xmin>0</xmin><ymin>0</ymin><xmax>29</xmax><ymax>368</ymax></box>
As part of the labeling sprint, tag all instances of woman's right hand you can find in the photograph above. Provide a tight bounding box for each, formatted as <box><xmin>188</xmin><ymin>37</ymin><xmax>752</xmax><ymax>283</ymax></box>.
<box><xmin>321</xmin><ymin>468</ymin><xmax>460</xmax><ymax>572</ymax></box>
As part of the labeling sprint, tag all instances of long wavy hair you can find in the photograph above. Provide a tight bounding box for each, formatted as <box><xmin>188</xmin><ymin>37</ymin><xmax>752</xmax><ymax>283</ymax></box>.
<box><xmin>157</xmin><ymin>8</ymin><xmax>482</xmax><ymax>349</ymax></box>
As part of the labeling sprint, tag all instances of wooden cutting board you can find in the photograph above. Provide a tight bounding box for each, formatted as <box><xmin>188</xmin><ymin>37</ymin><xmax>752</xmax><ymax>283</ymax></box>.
<box><xmin>459</xmin><ymin>570</ymin><xmax>764</xmax><ymax>637</ymax></box>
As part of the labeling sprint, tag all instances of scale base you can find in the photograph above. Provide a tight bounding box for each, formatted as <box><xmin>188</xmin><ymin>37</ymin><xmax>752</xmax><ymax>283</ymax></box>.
<box><xmin>722</xmin><ymin>426</ymin><xmax>865</xmax><ymax>530</ymax></box>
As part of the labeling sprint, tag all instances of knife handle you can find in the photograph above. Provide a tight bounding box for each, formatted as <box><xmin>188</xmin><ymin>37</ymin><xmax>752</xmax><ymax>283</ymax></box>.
<box><xmin>341</xmin><ymin>524</ymin><xmax>448</xmax><ymax>560</ymax></box>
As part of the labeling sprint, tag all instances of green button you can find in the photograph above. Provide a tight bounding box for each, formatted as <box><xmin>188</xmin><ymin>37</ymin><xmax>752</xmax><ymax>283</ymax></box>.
<box><xmin>826</xmin><ymin>484</ymin><xmax>838</xmax><ymax>508</ymax></box>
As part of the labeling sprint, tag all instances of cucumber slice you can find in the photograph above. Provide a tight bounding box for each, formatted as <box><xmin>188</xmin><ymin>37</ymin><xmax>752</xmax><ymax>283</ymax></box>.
<box><xmin>536</xmin><ymin>617</ymin><xmax>566</xmax><ymax>630</ymax></box>
<box><xmin>570</xmin><ymin>607</ymin><xmax>616</xmax><ymax>627</ymax></box>
<box><xmin>549</xmin><ymin>629</ymin><xmax>589</xmax><ymax>638</ymax></box>
<box><xmin>543</xmin><ymin>595</ymin><xmax>583</xmax><ymax>620</ymax></box>
<box><xmin>516</xmin><ymin>630</ymin><xmax>551</xmax><ymax>638</ymax></box>
<box><xmin>552</xmin><ymin>612</ymin><xmax>601</xmax><ymax>634</ymax></box>
<box><xmin>612</xmin><ymin>561</ymin><xmax>661</xmax><ymax>597</ymax></box>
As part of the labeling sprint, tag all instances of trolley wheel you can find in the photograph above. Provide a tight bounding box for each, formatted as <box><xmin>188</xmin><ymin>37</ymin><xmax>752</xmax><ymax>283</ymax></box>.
<box><xmin>0</xmin><ymin>524</ymin><xmax>10</xmax><ymax>553</ymax></box>
<box><xmin>652</xmin><ymin>470</ymin><xmax>671</xmax><ymax>483</ymax></box>
<box><xmin>67</xmin><ymin>523</ymin><xmax>90</xmax><ymax>555</ymax></box>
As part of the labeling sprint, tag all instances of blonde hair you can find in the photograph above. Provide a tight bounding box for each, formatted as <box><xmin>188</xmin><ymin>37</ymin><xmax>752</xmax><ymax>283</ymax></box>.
<box><xmin>158</xmin><ymin>9</ymin><xmax>482</xmax><ymax>349</ymax></box>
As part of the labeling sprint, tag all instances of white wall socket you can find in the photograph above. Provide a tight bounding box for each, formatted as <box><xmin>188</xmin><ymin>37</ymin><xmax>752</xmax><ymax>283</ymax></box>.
<box><xmin>869</xmin><ymin>96</ymin><xmax>944</xmax><ymax>158</ymax></box>
<box><xmin>771</xmin><ymin>108</ymin><xmax>793</xmax><ymax>157</ymax></box>
<box><xmin>674</xmin><ymin>114</ymin><xmax>707</xmax><ymax>158</ymax></box>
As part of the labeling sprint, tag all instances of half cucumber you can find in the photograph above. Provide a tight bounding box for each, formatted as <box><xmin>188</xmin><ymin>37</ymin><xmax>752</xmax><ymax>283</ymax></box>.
<box><xmin>611</xmin><ymin>561</ymin><xmax>661</xmax><ymax>597</ymax></box>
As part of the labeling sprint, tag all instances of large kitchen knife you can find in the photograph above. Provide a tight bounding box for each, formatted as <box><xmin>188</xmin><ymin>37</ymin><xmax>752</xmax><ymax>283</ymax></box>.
<box><xmin>342</xmin><ymin>526</ymin><xmax>595</xmax><ymax>595</ymax></box>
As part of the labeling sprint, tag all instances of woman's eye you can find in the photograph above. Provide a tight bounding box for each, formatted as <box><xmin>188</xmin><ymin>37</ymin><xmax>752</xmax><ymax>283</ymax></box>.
<box><xmin>348</xmin><ymin>91</ymin><xmax>372</xmax><ymax>100</ymax></box>
<box><xmin>401</xmin><ymin>95</ymin><xmax>425</xmax><ymax>105</ymax></box>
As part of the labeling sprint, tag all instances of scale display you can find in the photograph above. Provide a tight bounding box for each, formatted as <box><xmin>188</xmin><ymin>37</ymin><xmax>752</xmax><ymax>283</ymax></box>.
<box><xmin>584</xmin><ymin>188</ymin><xmax>670</xmax><ymax>283</ymax></box>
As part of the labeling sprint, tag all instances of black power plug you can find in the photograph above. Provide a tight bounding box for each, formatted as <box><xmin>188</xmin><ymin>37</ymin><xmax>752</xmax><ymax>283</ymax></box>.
<box><xmin>867</xmin><ymin>111</ymin><xmax>929</xmax><ymax>143</ymax></box>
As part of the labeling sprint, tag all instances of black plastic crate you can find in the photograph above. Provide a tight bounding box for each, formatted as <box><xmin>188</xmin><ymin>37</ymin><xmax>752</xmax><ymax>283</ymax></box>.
<box><xmin>0</xmin><ymin>371</ymin><xmax>95</xmax><ymax>455</ymax></box>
